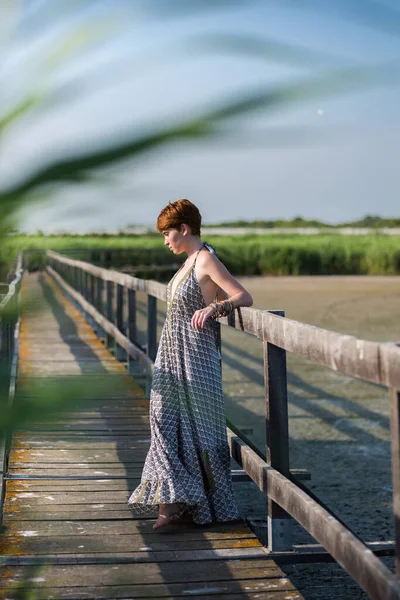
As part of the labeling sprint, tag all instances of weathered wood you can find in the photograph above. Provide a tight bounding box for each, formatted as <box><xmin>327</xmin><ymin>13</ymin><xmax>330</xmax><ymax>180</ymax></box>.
<box><xmin>48</xmin><ymin>250</ymin><xmax>167</xmax><ymax>301</ymax></box>
<box><xmin>147</xmin><ymin>295</ymin><xmax>157</xmax><ymax>361</ymax></box>
<box><xmin>231</xmin><ymin>468</ymin><xmax>310</xmax><ymax>483</ymax></box>
<box><xmin>0</xmin><ymin>560</ymin><xmax>285</xmax><ymax>586</ymax></box>
<box><xmin>106</xmin><ymin>279</ymin><xmax>114</xmax><ymax>351</ymax></box>
<box><xmin>83</xmin><ymin>270</ymin><xmax>88</xmax><ymax>299</ymax></box>
<box><xmin>391</xmin><ymin>386</ymin><xmax>400</xmax><ymax>578</ymax></box>
<box><xmin>263</xmin><ymin>310</ymin><xmax>292</xmax><ymax>552</ymax></box>
<box><xmin>127</xmin><ymin>288</ymin><xmax>137</xmax><ymax>347</ymax></box>
<box><xmin>89</xmin><ymin>273</ymin><xmax>95</xmax><ymax>305</ymax></box>
<box><xmin>116</xmin><ymin>283</ymin><xmax>126</xmax><ymax>360</ymax></box>
<box><xmin>231</xmin><ymin>309</ymin><xmax>400</xmax><ymax>390</ymax></box>
<box><xmin>267</xmin><ymin>541</ymin><xmax>396</xmax><ymax>565</ymax></box>
<box><xmin>0</xmin><ymin>533</ymin><xmax>261</xmax><ymax>554</ymax></box>
<box><xmin>4</xmin><ymin>517</ymin><xmax>253</xmax><ymax>537</ymax></box>
<box><xmin>227</xmin><ymin>428</ymin><xmax>400</xmax><ymax>600</ymax></box>
<box><xmin>0</xmin><ymin>571</ymin><xmax>295</xmax><ymax>600</ymax></box>
<box><xmin>96</xmin><ymin>277</ymin><xmax>103</xmax><ymax>315</ymax></box>
<box><xmin>0</xmin><ymin>588</ymin><xmax>298</xmax><ymax>600</ymax></box>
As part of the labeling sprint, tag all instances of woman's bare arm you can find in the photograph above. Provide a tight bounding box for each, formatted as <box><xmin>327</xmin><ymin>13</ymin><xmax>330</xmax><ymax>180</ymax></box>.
<box><xmin>191</xmin><ymin>252</ymin><xmax>253</xmax><ymax>330</ymax></box>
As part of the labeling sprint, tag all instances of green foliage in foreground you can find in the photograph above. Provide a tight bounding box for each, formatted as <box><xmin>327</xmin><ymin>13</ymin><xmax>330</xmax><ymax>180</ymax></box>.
<box><xmin>3</xmin><ymin>234</ymin><xmax>400</xmax><ymax>276</ymax></box>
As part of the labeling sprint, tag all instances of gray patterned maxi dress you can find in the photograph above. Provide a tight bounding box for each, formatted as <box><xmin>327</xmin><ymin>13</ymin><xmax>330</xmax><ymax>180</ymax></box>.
<box><xmin>128</xmin><ymin>243</ymin><xmax>240</xmax><ymax>524</ymax></box>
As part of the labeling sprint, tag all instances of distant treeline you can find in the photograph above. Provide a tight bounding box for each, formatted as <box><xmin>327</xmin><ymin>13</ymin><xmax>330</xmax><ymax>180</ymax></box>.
<box><xmin>7</xmin><ymin>215</ymin><xmax>400</xmax><ymax>238</ymax></box>
<box><xmin>207</xmin><ymin>215</ymin><xmax>400</xmax><ymax>229</ymax></box>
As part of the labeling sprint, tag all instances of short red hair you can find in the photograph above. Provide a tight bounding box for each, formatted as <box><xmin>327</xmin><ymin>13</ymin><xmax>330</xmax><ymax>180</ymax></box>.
<box><xmin>156</xmin><ymin>199</ymin><xmax>201</xmax><ymax>236</ymax></box>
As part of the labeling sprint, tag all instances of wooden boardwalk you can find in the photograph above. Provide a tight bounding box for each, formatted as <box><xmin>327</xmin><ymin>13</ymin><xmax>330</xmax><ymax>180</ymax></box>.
<box><xmin>0</xmin><ymin>272</ymin><xmax>303</xmax><ymax>599</ymax></box>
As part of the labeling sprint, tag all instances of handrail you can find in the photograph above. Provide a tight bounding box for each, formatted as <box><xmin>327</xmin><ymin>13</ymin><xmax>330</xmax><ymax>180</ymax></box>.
<box><xmin>46</xmin><ymin>250</ymin><xmax>400</xmax><ymax>600</ymax></box>
<box><xmin>0</xmin><ymin>252</ymin><xmax>23</xmax><ymax>523</ymax></box>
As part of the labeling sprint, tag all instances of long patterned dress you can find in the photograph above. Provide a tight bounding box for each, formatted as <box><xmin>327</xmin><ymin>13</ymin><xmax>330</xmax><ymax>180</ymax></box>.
<box><xmin>128</xmin><ymin>243</ymin><xmax>240</xmax><ymax>524</ymax></box>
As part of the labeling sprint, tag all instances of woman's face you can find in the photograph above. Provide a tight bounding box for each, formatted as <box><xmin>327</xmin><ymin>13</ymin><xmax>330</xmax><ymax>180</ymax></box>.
<box><xmin>162</xmin><ymin>226</ymin><xmax>186</xmax><ymax>254</ymax></box>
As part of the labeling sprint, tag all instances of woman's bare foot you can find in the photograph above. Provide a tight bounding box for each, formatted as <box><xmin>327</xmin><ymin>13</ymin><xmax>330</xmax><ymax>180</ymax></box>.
<box><xmin>153</xmin><ymin>502</ymin><xmax>186</xmax><ymax>530</ymax></box>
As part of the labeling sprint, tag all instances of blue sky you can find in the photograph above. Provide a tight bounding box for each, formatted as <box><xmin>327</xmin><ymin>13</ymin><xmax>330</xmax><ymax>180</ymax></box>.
<box><xmin>1</xmin><ymin>0</ymin><xmax>399</xmax><ymax>232</ymax></box>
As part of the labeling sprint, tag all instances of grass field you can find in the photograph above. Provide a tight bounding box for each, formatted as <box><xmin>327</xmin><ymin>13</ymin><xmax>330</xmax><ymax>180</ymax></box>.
<box><xmin>2</xmin><ymin>233</ymin><xmax>400</xmax><ymax>278</ymax></box>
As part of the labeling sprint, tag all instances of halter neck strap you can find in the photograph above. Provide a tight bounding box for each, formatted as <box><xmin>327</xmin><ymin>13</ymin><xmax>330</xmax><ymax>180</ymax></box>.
<box><xmin>192</xmin><ymin>242</ymin><xmax>206</xmax><ymax>266</ymax></box>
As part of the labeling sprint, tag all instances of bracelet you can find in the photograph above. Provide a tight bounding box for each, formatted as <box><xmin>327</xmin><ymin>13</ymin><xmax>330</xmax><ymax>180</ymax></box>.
<box><xmin>209</xmin><ymin>299</ymin><xmax>234</xmax><ymax>320</ymax></box>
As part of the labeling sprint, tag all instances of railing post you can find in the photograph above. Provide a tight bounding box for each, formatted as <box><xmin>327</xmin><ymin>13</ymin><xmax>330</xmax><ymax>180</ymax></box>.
<box><xmin>96</xmin><ymin>278</ymin><xmax>104</xmax><ymax>314</ymax></box>
<box><xmin>89</xmin><ymin>275</ymin><xmax>95</xmax><ymax>305</ymax></box>
<box><xmin>80</xmin><ymin>269</ymin><xmax>85</xmax><ymax>295</ymax></box>
<box><xmin>116</xmin><ymin>284</ymin><xmax>126</xmax><ymax>361</ymax></box>
<box><xmin>106</xmin><ymin>281</ymin><xmax>114</xmax><ymax>351</ymax></box>
<box><xmin>263</xmin><ymin>309</ymin><xmax>292</xmax><ymax>552</ymax></box>
<box><xmin>146</xmin><ymin>295</ymin><xmax>157</xmax><ymax>397</ymax></box>
<box><xmin>147</xmin><ymin>295</ymin><xmax>157</xmax><ymax>362</ymax></box>
<box><xmin>390</xmin><ymin>384</ymin><xmax>400</xmax><ymax>578</ymax></box>
<box><xmin>86</xmin><ymin>274</ymin><xmax>96</xmax><ymax>330</ymax></box>
<box><xmin>128</xmin><ymin>289</ymin><xmax>139</xmax><ymax>375</ymax></box>
<box><xmin>95</xmin><ymin>277</ymin><xmax>105</xmax><ymax>339</ymax></box>
<box><xmin>83</xmin><ymin>271</ymin><xmax>89</xmax><ymax>300</ymax></box>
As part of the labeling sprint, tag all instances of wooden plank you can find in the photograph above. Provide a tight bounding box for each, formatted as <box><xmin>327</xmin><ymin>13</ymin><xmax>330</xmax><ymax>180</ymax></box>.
<box><xmin>8</xmin><ymin>468</ymin><xmax>144</xmax><ymax>477</ymax></box>
<box><xmin>6</xmin><ymin>477</ymin><xmax>140</xmax><ymax>495</ymax></box>
<box><xmin>18</xmin><ymin>421</ymin><xmax>149</xmax><ymax>432</ymax></box>
<box><xmin>22</xmin><ymin>418</ymin><xmax>150</xmax><ymax>426</ymax></box>
<box><xmin>4</xmin><ymin>511</ymin><xmax>139</xmax><ymax>521</ymax></box>
<box><xmin>9</xmin><ymin>450</ymin><xmax>148</xmax><ymax>463</ymax></box>
<box><xmin>6</xmin><ymin>480</ymin><xmax>140</xmax><ymax>492</ymax></box>
<box><xmin>11</xmin><ymin>437</ymin><xmax>151</xmax><ymax>448</ymax></box>
<box><xmin>4</xmin><ymin>519</ymin><xmax>254</xmax><ymax>537</ymax></box>
<box><xmin>16</xmin><ymin>410</ymin><xmax>149</xmax><ymax>419</ymax></box>
<box><xmin>0</xmin><ymin>534</ymin><xmax>261</xmax><ymax>555</ymax></box>
<box><xmin>5</xmin><ymin>491</ymin><xmax>132</xmax><ymax>504</ymax></box>
<box><xmin>5</xmin><ymin>504</ymin><xmax>132</xmax><ymax>516</ymax></box>
<box><xmin>0</xmin><ymin>560</ymin><xmax>285</xmax><ymax>586</ymax></box>
<box><xmin>0</xmin><ymin>549</ymin><xmax>271</xmax><ymax>563</ymax></box>
<box><xmin>0</xmin><ymin>581</ymin><xmax>298</xmax><ymax>600</ymax></box>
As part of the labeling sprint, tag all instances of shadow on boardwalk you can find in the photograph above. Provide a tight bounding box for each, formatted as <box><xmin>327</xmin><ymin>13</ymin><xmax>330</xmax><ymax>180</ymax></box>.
<box><xmin>0</xmin><ymin>273</ymin><xmax>293</xmax><ymax>599</ymax></box>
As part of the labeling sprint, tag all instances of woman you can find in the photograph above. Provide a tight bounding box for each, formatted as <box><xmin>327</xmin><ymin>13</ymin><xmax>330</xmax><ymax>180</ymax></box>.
<box><xmin>128</xmin><ymin>199</ymin><xmax>253</xmax><ymax>531</ymax></box>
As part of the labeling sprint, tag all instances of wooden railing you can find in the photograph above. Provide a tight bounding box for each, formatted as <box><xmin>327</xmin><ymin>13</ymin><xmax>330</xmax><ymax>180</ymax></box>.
<box><xmin>46</xmin><ymin>250</ymin><xmax>400</xmax><ymax>600</ymax></box>
<box><xmin>0</xmin><ymin>253</ymin><xmax>23</xmax><ymax>520</ymax></box>
<box><xmin>23</xmin><ymin>247</ymin><xmax>181</xmax><ymax>278</ymax></box>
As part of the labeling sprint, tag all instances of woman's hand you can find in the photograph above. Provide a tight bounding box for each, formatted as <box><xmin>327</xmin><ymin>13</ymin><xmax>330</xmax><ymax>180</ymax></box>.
<box><xmin>191</xmin><ymin>305</ymin><xmax>216</xmax><ymax>331</ymax></box>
